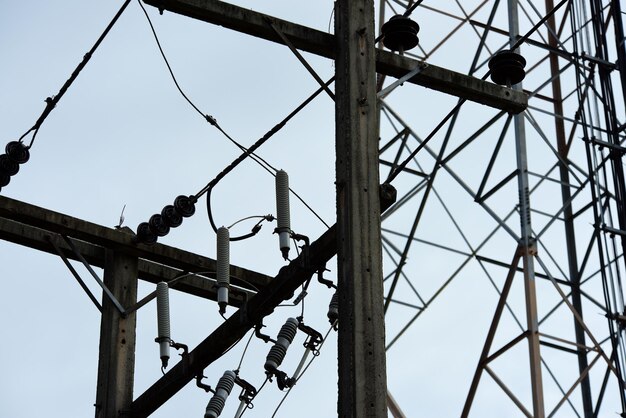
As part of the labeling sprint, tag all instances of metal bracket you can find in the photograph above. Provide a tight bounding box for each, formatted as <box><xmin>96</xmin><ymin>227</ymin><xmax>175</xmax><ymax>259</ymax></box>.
<box><xmin>377</xmin><ymin>62</ymin><xmax>428</xmax><ymax>99</ymax></box>
<box><xmin>47</xmin><ymin>235</ymin><xmax>103</xmax><ymax>312</ymax></box>
<box><xmin>61</xmin><ymin>234</ymin><xmax>127</xmax><ymax>315</ymax></box>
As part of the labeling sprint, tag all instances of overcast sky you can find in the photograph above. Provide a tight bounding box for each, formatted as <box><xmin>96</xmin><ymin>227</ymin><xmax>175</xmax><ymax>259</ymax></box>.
<box><xmin>1</xmin><ymin>1</ymin><xmax>625</xmax><ymax>417</ymax></box>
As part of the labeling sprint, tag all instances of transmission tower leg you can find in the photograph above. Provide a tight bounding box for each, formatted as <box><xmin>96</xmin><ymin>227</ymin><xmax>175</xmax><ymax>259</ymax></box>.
<box><xmin>544</xmin><ymin>0</ymin><xmax>594</xmax><ymax>415</ymax></box>
<box><xmin>95</xmin><ymin>250</ymin><xmax>138</xmax><ymax>418</ymax></box>
<box><xmin>508</xmin><ymin>1</ymin><xmax>546</xmax><ymax>416</ymax></box>
<box><xmin>335</xmin><ymin>0</ymin><xmax>388</xmax><ymax>416</ymax></box>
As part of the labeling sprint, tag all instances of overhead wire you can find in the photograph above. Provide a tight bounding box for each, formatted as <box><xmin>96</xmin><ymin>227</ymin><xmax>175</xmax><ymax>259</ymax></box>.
<box><xmin>235</xmin><ymin>330</ymin><xmax>256</xmax><ymax>373</ymax></box>
<box><xmin>238</xmin><ymin>377</ymin><xmax>270</xmax><ymax>418</ymax></box>
<box><xmin>200</xmin><ymin>78</ymin><xmax>335</xmax><ymax>231</ymax></box>
<box><xmin>137</xmin><ymin>0</ymin><xmax>331</xmax><ymax>230</ymax></box>
<box><xmin>136</xmin><ymin>0</ymin><xmax>276</xmax><ymax>173</ymax></box>
<box><xmin>16</xmin><ymin>0</ymin><xmax>132</xmax><ymax>148</ymax></box>
<box><xmin>403</xmin><ymin>0</ymin><xmax>425</xmax><ymax>18</ymax></box>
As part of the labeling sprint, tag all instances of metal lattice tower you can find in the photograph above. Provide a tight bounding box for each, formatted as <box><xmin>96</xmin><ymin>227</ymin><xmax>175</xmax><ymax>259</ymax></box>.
<box><xmin>377</xmin><ymin>0</ymin><xmax>626</xmax><ymax>416</ymax></box>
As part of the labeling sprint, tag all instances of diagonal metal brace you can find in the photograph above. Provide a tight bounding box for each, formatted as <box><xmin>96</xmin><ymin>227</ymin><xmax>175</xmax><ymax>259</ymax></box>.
<box><xmin>265</xmin><ymin>17</ymin><xmax>335</xmax><ymax>101</ymax></box>
<box><xmin>61</xmin><ymin>235</ymin><xmax>126</xmax><ymax>315</ymax></box>
<box><xmin>377</xmin><ymin>63</ymin><xmax>428</xmax><ymax>99</ymax></box>
<box><xmin>47</xmin><ymin>235</ymin><xmax>103</xmax><ymax>312</ymax></box>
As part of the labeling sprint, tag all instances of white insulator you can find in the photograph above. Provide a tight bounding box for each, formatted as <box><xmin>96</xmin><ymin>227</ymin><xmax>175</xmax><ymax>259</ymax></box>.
<box><xmin>205</xmin><ymin>370</ymin><xmax>236</xmax><ymax>418</ymax></box>
<box><xmin>156</xmin><ymin>281</ymin><xmax>171</xmax><ymax>368</ymax></box>
<box><xmin>275</xmin><ymin>170</ymin><xmax>291</xmax><ymax>259</ymax></box>
<box><xmin>216</xmin><ymin>226</ymin><xmax>230</xmax><ymax>313</ymax></box>
<box><xmin>264</xmin><ymin>317</ymin><xmax>299</xmax><ymax>372</ymax></box>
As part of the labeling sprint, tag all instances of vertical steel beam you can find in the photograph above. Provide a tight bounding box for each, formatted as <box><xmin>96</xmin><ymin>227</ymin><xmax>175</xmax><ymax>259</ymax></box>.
<box><xmin>95</xmin><ymin>249</ymin><xmax>138</xmax><ymax>418</ymax></box>
<box><xmin>508</xmin><ymin>1</ymin><xmax>546</xmax><ymax>416</ymax></box>
<box><xmin>335</xmin><ymin>0</ymin><xmax>388</xmax><ymax>416</ymax></box>
<box><xmin>544</xmin><ymin>0</ymin><xmax>594</xmax><ymax>415</ymax></box>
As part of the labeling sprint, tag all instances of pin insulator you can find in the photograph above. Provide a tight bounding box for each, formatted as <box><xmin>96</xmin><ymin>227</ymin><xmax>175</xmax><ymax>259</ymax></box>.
<box><xmin>161</xmin><ymin>205</ymin><xmax>183</xmax><ymax>228</ymax></box>
<box><xmin>488</xmin><ymin>50</ymin><xmax>527</xmax><ymax>85</ymax></box>
<box><xmin>381</xmin><ymin>15</ymin><xmax>420</xmax><ymax>52</ymax></box>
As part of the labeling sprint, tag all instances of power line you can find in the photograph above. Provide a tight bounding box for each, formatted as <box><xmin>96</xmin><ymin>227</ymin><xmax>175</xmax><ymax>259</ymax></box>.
<box><xmin>137</xmin><ymin>0</ymin><xmax>331</xmax><ymax>230</ymax></box>
<box><xmin>136</xmin><ymin>0</ymin><xmax>276</xmax><ymax>174</ymax></box>
<box><xmin>16</xmin><ymin>0</ymin><xmax>132</xmax><ymax>148</ymax></box>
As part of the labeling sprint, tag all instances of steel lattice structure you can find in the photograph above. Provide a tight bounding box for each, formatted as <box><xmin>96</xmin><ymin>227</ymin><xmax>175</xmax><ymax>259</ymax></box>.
<box><xmin>377</xmin><ymin>0</ymin><xmax>626</xmax><ymax>416</ymax></box>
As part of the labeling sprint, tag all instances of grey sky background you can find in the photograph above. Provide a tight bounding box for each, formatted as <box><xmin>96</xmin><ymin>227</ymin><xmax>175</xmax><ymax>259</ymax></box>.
<box><xmin>1</xmin><ymin>1</ymin><xmax>624</xmax><ymax>417</ymax></box>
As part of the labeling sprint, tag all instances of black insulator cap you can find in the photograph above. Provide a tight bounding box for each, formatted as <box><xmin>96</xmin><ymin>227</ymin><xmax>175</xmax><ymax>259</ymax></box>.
<box><xmin>488</xmin><ymin>50</ymin><xmax>527</xmax><ymax>86</ymax></box>
<box><xmin>5</xmin><ymin>141</ymin><xmax>30</xmax><ymax>164</ymax></box>
<box><xmin>161</xmin><ymin>205</ymin><xmax>183</xmax><ymax>228</ymax></box>
<box><xmin>381</xmin><ymin>15</ymin><xmax>420</xmax><ymax>52</ymax></box>
<box><xmin>0</xmin><ymin>155</ymin><xmax>19</xmax><ymax>176</ymax></box>
<box><xmin>173</xmin><ymin>195</ymin><xmax>196</xmax><ymax>218</ymax></box>
<box><xmin>136</xmin><ymin>222</ymin><xmax>158</xmax><ymax>245</ymax></box>
<box><xmin>149</xmin><ymin>214</ymin><xmax>170</xmax><ymax>237</ymax></box>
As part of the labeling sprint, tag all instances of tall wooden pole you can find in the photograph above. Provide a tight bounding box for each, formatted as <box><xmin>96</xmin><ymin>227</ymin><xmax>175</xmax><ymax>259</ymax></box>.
<box><xmin>95</xmin><ymin>249</ymin><xmax>138</xmax><ymax>418</ymax></box>
<box><xmin>335</xmin><ymin>0</ymin><xmax>388</xmax><ymax>416</ymax></box>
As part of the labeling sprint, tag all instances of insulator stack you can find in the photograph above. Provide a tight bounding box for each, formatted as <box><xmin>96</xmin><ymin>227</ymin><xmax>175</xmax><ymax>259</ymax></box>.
<box><xmin>275</xmin><ymin>170</ymin><xmax>291</xmax><ymax>260</ymax></box>
<box><xmin>265</xmin><ymin>317</ymin><xmax>299</xmax><ymax>373</ymax></box>
<box><xmin>216</xmin><ymin>226</ymin><xmax>230</xmax><ymax>314</ymax></box>
<box><xmin>381</xmin><ymin>15</ymin><xmax>420</xmax><ymax>52</ymax></box>
<box><xmin>161</xmin><ymin>205</ymin><xmax>183</xmax><ymax>227</ymax></box>
<box><xmin>135</xmin><ymin>195</ymin><xmax>196</xmax><ymax>245</ymax></box>
<box><xmin>149</xmin><ymin>214</ymin><xmax>170</xmax><ymax>237</ymax></box>
<box><xmin>0</xmin><ymin>141</ymin><xmax>30</xmax><ymax>191</ymax></box>
<box><xmin>156</xmin><ymin>281</ymin><xmax>171</xmax><ymax>368</ymax></box>
<box><xmin>488</xmin><ymin>50</ymin><xmax>527</xmax><ymax>86</ymax></box>
<box><xmin>328</xmin><ymin>291</ymin><xmax>339</xmax><ymax>324</ymax></box>
<box><xmin>204</xmin><ymin>370</ymin><xmax>236</xmax><ymax>418</ymax></box>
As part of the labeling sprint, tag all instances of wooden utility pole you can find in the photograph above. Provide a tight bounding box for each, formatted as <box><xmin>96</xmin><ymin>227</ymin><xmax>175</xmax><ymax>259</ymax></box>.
<box><xmin>335</xmin><ymin>0</ymin><xmax>387</xmax><ymax>416</ymax></box>
<box><xmin>95</xmin><ymin>249</ymin><xmax>138</xmax><ymax>417</ymax></box>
